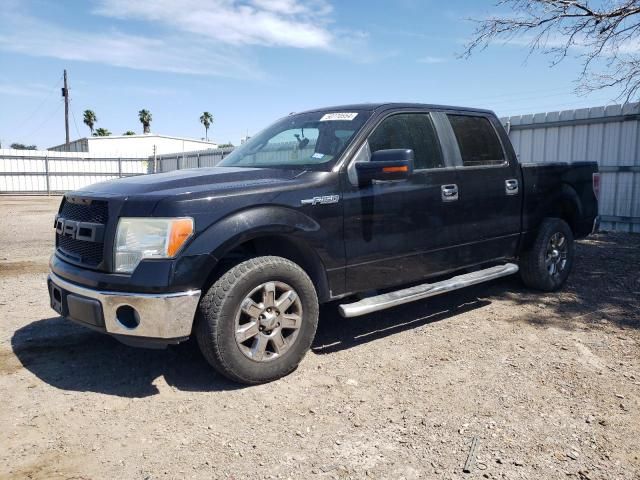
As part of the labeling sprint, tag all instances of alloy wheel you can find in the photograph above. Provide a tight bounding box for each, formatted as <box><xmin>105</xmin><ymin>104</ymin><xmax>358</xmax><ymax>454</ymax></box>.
<box><xmin>545</xmin><ymin>232</ymin><xmax>568</xmax><ymax>277</ymax></box>
<box><xmin>234</xmin><ymin>281</ymin><xmax>303</xmax><ymax>362</ymax></box>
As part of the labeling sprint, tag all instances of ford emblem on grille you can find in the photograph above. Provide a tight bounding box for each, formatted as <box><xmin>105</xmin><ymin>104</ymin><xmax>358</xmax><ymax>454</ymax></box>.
<box><xmin>55</xmin><ymin>216</ymin><xmax>105</xmax><ymax>243</ymax></box>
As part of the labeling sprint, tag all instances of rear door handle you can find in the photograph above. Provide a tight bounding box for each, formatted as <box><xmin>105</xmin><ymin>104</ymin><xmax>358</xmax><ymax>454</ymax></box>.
<box><xmin>505</xmin><ymin>179</ymin><xmax>519</xmax><ymax>195</ymax></box>
<box><xmin>441</xmin><ymin>184</ymin><xmax>458</xmax><ymax>202</ymax></box>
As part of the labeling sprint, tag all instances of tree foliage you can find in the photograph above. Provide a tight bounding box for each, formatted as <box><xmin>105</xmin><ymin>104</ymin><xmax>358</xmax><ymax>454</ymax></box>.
<box><xmin>83</xmin><ymin>110</ymin><xmax>97</xmax><ymax>135</ymax></box>
<box><xmin>138</xmin><ymin>109</ymin><xmax>152</xmax><ymax>134</ymax></box>
<box><xmin>200</xmin><ymin>111</ymin><xmax>214</xmax><ymax>141</ymax></box>
<box><xmin>464</xmin><ymin>0</ymin><xmax>640</xmax><ymax>101</ymax></box>
<box><xmin>10</xmin><ymin>143</ymin><xmax>37</xmax><ymax>150</ymax></box>
<box><xmin>93</xmin><ymin>128</ymin><xmax>111</xmax><ymax>136</ymax></box>
<box><xmin>122</xmin><ymin>131</ymin><xmax>136</xmax><ymax>136</ymax></box>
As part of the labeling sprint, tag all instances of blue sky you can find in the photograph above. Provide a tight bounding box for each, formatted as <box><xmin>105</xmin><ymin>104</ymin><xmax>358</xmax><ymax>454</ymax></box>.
<box><xmin>0</xmin><ymin>0</ymin><xmax>625</xmax><ymax>148</ymax></box>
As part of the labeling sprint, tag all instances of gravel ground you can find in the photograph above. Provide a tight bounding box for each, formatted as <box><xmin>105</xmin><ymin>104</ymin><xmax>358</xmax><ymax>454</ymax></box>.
<box><xmin>0</xmin><ymin>196</ymin><xmax>639</xmax><ymax>480</ymax></box>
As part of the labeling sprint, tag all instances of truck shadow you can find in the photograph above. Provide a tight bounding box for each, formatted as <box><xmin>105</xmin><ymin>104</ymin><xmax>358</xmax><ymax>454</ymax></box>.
<box><xmin>10</xmin><ymin>317</ymin><xmax>242</xmax><ymax>398</ymax></box>
<box><xmin>499</xmin><ymin>234</ymin><xmax>640</xmax><ymax>332</ymax></box>
<box><xmin>313</xmin><ymin>287</ymin><xmax>491</xmax><ymax>355</ymax></box>
<box><xmin>11</xmin><ymin>289</ymin><xmax>491</xmax><ymax>398</ymax></box>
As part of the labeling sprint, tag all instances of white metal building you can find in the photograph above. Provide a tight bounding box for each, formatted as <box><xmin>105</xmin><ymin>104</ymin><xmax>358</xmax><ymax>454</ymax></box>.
<box><xmin>49</xmin><ymin>134</ymin><xmax>218</xmax><ymax>156</ymax></box>
<box><xmin>502</xmin><ymin>102</ymin><xmax>640</xmax><ymax>233</ymax></box>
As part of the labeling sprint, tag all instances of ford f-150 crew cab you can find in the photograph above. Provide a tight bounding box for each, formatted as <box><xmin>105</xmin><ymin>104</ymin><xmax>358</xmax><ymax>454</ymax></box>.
<box><xmin>48</xmin><ymin>103</ymin><xmax>599</xmax><ymax>384</ymax></box>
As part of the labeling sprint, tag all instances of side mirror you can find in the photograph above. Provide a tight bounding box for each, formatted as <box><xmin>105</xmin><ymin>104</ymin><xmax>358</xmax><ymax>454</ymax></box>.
<box><xmin>355</xmin><ymin>149</ymin><xmax>414</xmax><ymax>185</ymax></box>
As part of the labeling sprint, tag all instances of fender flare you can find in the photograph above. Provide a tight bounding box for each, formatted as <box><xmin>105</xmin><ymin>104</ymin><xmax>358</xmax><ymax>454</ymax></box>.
<box><xmin>183</xmin><ymin>206</ymin><xmax>332</xmax><ymax>299</ymax></box>
<box><xmin>553</xmin><ymin>183</ymin><xmax>583</xmax><ymax>228</ymax></box>
<box><xmin>186</xmin><ymin>205</ymin><xmax>321</xmax><ymax>256</ymax></box>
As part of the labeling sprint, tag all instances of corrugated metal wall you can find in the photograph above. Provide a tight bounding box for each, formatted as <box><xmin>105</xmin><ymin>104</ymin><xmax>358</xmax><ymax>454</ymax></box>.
<box><xmin>154</xmin><ymin>144</ymin><xmax>315</xmax><ymax>173</ymax></box>
<box><xmin>503</xmin><ymin>102</ymin><xmax>640</xmax><ymax>233</ymax></box>
<box><xmin>154</xmin><ymin>147</ymin><xmax>234</xmax><ymax>172</ymax></box>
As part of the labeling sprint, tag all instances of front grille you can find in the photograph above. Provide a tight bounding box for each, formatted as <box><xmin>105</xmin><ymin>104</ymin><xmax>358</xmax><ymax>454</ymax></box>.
<box><xmin>59</xmin><ymin>199</ymin><xmax>108</xmax><ymax>224</ymax></box>
<box><xmin>56</xmin><ymin>198</ymin><xmax>109</xmax><ymax>267</ymax></box>
<box><xmin>57</xmin><ymin>235</ymin><xmax>104</xmax><ymax>266</ymax></box>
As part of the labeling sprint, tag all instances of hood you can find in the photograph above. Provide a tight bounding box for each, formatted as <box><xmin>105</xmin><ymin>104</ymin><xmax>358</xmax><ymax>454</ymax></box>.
<box><xmin>75</xmin><ymin>166</ymin><xmax>303</xmax><ymax>198</ymax></box>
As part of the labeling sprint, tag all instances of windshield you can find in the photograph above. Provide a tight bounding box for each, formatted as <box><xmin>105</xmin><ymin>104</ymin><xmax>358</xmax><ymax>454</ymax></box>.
<box><xmin>219</xmin><ymin>110</ymin><xmax>372</xmax><ymax>170</ymax></box>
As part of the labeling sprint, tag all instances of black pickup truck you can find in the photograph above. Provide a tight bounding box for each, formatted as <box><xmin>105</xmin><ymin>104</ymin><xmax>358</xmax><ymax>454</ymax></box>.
<box><xmin>48</xmin><ymin>103</ymin><xmax>599</xmax><ymax>384</ymax></box>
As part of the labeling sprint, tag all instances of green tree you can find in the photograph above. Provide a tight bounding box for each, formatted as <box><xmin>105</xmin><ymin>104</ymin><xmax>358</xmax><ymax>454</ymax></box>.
<box><xmin>138</xmin><ymin>109</ymin><xmax>152</xmax><ymax>134</ymax></box>
<box><xmin>10</xmin><ymin>143</ymin><xmax>37</xmax><ymax>150</ymax></box>
<box><xmin>122</xmin><ymin>131</ymin><xmax>136</xmax><ymax>136</ymax></box>
<box><xmin>199</xmin><ymin>111</ymin><xmax>214</xmax><ymax>141</ymax></box>
<box><xmin>93</xmin><ymin>128</ymin><xmax>111</xmax><ymax>136</ymax></box>
<box><xmin>83</xmin><ymin>110</ymin><xmax>97</xmax><ymax>135</ymax></box>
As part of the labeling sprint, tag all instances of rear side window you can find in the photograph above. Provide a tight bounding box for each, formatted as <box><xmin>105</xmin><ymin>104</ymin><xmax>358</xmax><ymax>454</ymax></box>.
<box><xmin>447</xmin><ymin>115</ymin><xmax>505</xmax><ymax>167</ymax></box>
<box><xmin>368</xmin><ymin>113</ymin><xmax>444</xmax><ymax>170</ymax></box>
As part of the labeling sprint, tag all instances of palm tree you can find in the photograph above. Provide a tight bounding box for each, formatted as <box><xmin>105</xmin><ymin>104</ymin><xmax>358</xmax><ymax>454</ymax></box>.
<box><xmin>83</xmin><ymin>110</ymin><xmax>97</xmax><ymax>136</ymax></box>
<box><xmin>122</xmin><ymin>131</ymin><xmax>136</xmax><ymax>136</ymax></box>
<box><xmin>138</xmin><ymin>109</ymin><xmax>152</xmax><ymax>134</ymax></box>
<box><xmin>200</xmin><ymin>112</ymin><xmax>213</xmax><ymax>141</ymax></box>
<box><xmin>93</xmin><ymin>128</ymin><xmax>111</xmax><ymax>136</ymax></box>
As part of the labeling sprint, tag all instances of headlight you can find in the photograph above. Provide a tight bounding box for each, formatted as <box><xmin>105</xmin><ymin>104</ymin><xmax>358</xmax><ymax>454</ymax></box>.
<box><xmin>114</xmin><ymin>217</ymin><xmax>194</xmax><ymax>273</ymax></box>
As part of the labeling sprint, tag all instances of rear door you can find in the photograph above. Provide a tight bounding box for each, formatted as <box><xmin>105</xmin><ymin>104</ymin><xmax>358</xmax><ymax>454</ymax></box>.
<box><xmin>445</xmin><ymin>113</ymin><xmax>522</xmax><ymax>264</ymax></box>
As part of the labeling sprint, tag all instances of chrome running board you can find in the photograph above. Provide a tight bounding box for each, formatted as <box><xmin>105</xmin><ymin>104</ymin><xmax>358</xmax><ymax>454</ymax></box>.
<box><xmin>339</xmin><ymin>263</ymin><xmax>519</xmax><ymax>318</ymax></box>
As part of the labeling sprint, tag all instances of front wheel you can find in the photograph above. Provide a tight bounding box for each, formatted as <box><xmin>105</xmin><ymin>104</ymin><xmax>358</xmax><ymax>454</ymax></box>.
<box><xmin>519</xmin><ymin>218</ymin><xmax>575</xmax><ymax>292</ymax></box>
<box><xmin>196</xmin><ymin>256</ymin><xmax>319</xmax><ymax>384</ymax></box>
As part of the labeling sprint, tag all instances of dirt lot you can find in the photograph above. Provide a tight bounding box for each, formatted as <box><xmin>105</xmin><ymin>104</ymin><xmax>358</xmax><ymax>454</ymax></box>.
<box><xmin>0</xmin><ymin>196</ymin><xmax>638</xmax><ymax>480</ymax></box>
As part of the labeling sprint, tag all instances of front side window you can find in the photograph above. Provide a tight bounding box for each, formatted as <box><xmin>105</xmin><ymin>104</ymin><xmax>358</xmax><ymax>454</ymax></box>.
<box><xmin>367</xmin><ymin>113</ymin><xmax>444</xmax><ymax>170</ymax></box>
<box><xmin>219</xmin><ymin>110</ymin><xmax>372</xmax><ymax>170</ymax></box>
<box><xmin>447</xmin><ymin>115</ymin><xmax>506</xmax><ymax>167</ymax></box>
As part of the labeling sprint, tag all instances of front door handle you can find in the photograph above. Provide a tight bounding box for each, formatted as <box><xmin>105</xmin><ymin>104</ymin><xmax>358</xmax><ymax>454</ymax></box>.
<box><xmin>441</xmin><ymin>184</ymin><xmax>459</xmax><ymax>202</ymax></box>
<box><xmin>505</xmin><ymin>179</ymin><xmax>519</xmax><ymax>195</ymax></box>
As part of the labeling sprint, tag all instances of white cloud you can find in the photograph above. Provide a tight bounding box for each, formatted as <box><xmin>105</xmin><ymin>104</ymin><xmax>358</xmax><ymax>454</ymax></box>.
<box><xmin>0</xmin><ymin>0</ymin><xmax>357</xmax><ymax>79</ymax></box>
<box><xmin>0</xmin><ymin>82</ymin><xmax>56</xmax><ymax>97</ymax></box>
<box><xmin>418</xmin><ymin>55</ymin><xmax>448</xmax><ymax>64</ymax></box>
<box><xmin>93</xmin><ymin>0</ymin><xmax>335</xmax><ymax>50</ymax></box>
<box><xmin>0</xmin><ymin>10</ymin><xmax>262</xmax><ymax>79</ymax></box>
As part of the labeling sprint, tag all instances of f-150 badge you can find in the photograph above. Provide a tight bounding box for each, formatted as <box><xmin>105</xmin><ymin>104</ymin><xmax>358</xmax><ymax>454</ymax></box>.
<box><xmin>300</xmin><ymin>195</ymin><xmax>340</xmax><ymax>206</ymax></box>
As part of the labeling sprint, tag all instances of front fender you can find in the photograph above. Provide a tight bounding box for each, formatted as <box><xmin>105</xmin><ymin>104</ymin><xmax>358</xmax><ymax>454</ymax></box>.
<box><xmin>184</xmin><ymin>205</ymin><xmax>322</xmax><ymax>258</ymax></box>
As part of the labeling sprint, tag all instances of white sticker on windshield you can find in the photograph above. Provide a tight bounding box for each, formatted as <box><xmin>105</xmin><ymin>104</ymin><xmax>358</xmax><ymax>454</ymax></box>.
<box><xmin>311</xmin><ymin>152</ymin><xmax>325</xmax><ymax>159</ymax></box>
<box><xmin>320</xmin><ymin>112</ymin><xmax>358</xmax><ymax>121</ymax></box>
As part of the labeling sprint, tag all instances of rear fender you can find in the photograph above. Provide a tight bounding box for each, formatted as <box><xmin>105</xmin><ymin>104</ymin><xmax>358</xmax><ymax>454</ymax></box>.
<box><xmin>520</xmin><ymin>183</ymin><xmax>582</xmax><ymax>252</ymax></box>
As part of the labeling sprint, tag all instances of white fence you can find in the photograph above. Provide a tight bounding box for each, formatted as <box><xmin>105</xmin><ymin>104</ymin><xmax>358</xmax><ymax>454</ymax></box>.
<box><xmin>503</xmin><ymin>102</ymin><xmax>640</xmax><ymax>233</ymax></box>
<box><xmin>0</xmin><ymin>147</ymin><xmax>233</xmax><ymax>193</ymax></box>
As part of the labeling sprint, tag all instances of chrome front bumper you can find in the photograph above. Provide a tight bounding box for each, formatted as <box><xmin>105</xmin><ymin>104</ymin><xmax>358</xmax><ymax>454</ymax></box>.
<box><xmin>48</xmin><ymin>272</ymin><xmax>201</xmax><ymax>340</ymax></box>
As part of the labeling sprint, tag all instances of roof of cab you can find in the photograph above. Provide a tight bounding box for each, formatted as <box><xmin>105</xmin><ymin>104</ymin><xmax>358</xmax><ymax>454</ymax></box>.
<box><xmin>297</xmin><ymin>102</ymin><xmax>495</xmax><ymax>115</ymax></box>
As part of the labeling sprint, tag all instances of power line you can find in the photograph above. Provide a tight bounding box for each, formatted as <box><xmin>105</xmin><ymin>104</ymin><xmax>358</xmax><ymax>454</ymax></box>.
<box><xmin>497</xmin><ymin>95</ymin><xmax>619</xmax><ymax>117</ymax></box>
<box><xmin>70</xmin><ymin>100</ymin><xmax>82</xmax><ymax>140</ymax></box>
<box><xmin>448</xmin><ymin>85</ymin><xmax>574</xmax><ymax>106</ymax></box>
<box><xmin>19</xmin><ymin>99</ymin><xmax>64</xmax><ymax>143</ymax></box>
<box><xmin>12</xmin><ymin>74</ymin><xmax>63</xmax><ymax>136</ymax></box>
<box><xmin>470</xmin><ymin>90</ymin><xmax>579</xmax><ymax>108</ymax></box>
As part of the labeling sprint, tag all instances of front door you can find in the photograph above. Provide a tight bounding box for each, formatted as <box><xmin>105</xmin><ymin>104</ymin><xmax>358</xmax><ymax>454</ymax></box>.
<box><xmin>342</xmin><ymin>111</ymin><xmax>461</xmax><ymax>293</ymax></box>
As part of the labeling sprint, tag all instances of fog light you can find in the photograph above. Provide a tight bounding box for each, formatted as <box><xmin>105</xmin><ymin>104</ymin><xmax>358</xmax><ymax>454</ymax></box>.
<box><xmin>116</xmin><ymin>305</ymin><xmax>140</xmax><ymax>329</ymax></box>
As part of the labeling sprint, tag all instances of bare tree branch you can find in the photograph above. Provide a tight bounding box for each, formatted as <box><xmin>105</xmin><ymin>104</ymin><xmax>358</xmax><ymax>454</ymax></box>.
<box><xmin>463</xmin><ymin>0</ymin><xmax>640</xmax><ymax>101</ymax></box>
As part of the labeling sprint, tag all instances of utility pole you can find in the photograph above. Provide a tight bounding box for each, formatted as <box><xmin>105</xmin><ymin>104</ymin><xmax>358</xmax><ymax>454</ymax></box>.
<box><xmin>62</xmin><ymin>69</ymin><xmax>70</xmax><ymax>145</ymax></box>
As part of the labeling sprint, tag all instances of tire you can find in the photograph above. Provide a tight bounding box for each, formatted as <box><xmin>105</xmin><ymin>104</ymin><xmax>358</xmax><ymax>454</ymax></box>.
<box><xmin>196</xmin><ymin>256</ymin><xmax>319</xmax><ymax>384</ymax></box>
<box><xmin>519</xmin><ymin>218</ymin><xmax>574</xmax><ymax>292</ymax></box>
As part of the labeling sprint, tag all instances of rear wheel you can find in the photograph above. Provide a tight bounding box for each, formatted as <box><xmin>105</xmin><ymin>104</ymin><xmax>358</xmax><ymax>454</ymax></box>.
<box><xmin>196</xmin><ymin>256</ymin><xmax>319</xmax><ymax>384</ymax></box>
<box><xmin>519</xmin><ymin>218</ymin><xmax>574</xmax><ymax>292</ymax></box>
